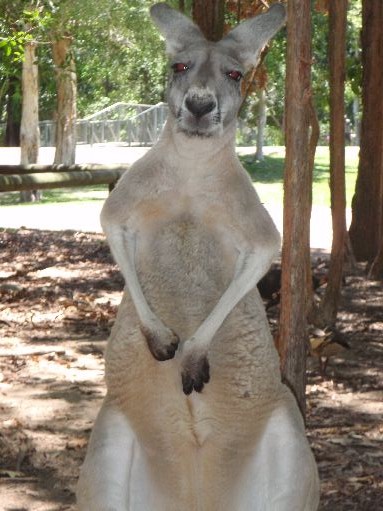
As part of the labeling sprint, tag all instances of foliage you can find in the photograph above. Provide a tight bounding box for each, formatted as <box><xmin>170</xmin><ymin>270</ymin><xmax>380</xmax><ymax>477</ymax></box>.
<box><xmin>0</xmin><ymin>0</ymin><xmax>168</xmax><ymax>123</ymax></box>
<box><xmin>0</xmin><ymin>0</ymin><xmax>363</xmax><ymax>135</ymax></box>
<box><xmin>311</xmin><ymin>0</ymin><xmax>362</xmax><ymax>134</ymax></box>
<box><xmin>0</xmin><ymin>32</ymin><xmax>28</xmax><ymax>65</ymax></box>
<box><xmin>232</xmin><ymin>0</ymin><xmax>362</xmax><ymax>140</ymax></box>
<box><xmin>74</xmin><ymin>1</ymin><xmax>167</xmax><ymax>117</ymax></box>
<box><xmin>0</xmin><ymin>0</ymin><xmax>52</xmax><ymax>129</ymax></box>
<box><xmin>0</xmin><ymin>2</ymin><xmax>50</xmax><ymax>64</ymax></box>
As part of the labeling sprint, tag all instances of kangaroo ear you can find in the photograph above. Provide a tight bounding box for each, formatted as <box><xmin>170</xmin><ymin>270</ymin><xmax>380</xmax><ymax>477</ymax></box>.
<box><xmin>150</xmin><ymin>3</ymin><xmax>206</xmax><ymax>56</ymax></box>
<box><xmin>221</xmin><ymin>4</ymin><xmax>286</xmax><ymax>70</ymax></box>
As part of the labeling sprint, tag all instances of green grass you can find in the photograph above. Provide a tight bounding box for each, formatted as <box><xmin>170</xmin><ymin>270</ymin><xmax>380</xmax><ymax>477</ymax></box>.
<box><xmin>0</xmin><ymin>146</ymin><xmax>359</xmax><ymax>208</ymax></box>
<box><xmin>0</xmin><ymin>185</ymin><xmax>109</xmax><ymax>206</ymax></box>
<box><xmin>241</xmin><ymin>146</ymin><xmax>359</xmax><ymax>207</ymax></box>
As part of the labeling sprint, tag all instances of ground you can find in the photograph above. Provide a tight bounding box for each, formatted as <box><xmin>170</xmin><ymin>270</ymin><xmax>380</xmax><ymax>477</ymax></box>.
<box><xmin>0</xmin><ymin>228</ymin><xmax>382</xmax><ymax>511</ymax></box>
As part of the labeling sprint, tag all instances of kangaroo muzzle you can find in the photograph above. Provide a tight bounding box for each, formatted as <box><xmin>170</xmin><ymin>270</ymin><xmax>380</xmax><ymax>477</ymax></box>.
<box><xmin>180</xmin><ymin>87</ymin><xmax>220</xmax><ymax>136</ymax></box>
<box><xmin>185</xmin><ymin>96</ymin><xmax>217</xmax><ymax>119</ymax></box>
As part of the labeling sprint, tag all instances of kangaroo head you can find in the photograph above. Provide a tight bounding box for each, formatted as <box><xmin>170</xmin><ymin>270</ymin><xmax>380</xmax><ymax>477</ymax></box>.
<box><xmin>150</xmin><ymin>2</ymin><xmax>285</xmax><ymax>138</ymax></box>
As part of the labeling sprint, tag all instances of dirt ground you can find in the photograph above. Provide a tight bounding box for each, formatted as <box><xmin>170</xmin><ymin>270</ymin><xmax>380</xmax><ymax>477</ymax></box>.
<box><xmin>0</xmin><ymin>228</ymin><xmax>382</xmax><ymax>511</ymax></box>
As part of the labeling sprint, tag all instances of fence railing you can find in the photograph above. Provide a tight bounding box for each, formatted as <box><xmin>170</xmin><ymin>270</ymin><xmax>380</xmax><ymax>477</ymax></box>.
<box><xmin>38</xmin><ymin>102</ymin><xmax>169</xmax><ymax>147</ymax></box>
<box><xmin>0</xmin><ymin>164</ymin><xmax>128</xmax><ymax>192</ymax></box>
<box><xmin>0</xmin><ymin>102</ymin><xmax>262</xmax><ymax>148</ymax></box>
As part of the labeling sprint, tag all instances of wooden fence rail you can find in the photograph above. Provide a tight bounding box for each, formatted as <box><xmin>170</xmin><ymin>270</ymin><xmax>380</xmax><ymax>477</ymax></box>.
<box><xmin>0</xmin><ymin>164</ymin><xmax>128</xmax><ymax>192</ymax></box>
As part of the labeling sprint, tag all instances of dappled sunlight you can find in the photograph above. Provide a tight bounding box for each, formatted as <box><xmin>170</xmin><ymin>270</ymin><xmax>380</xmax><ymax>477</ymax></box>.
<box><xmin>0</xmin><ymin>294</ymin><xmax>107</xmax><ymax>509</ymax></box>
<box><xmin>240</xmin><ymin>145</ymin><xmax>359</xmax><ymax>208</ymax></box>
<box><xmin>1</xmin><ymin>227</ymin><xmax>381</xmax><ymax>510</ymax></box>
<box><xmin>0</xmin><ymin>364</ymin><xmax>104</xmax><ymax>509</ymax></box>
<box><xmin>31</xmin><ymin>265</ymin><xmax>106</xmax><ymax>280</ymax></box>
<box><xmin>302</xmin><ymin>262</ymin><xmax>383</xmax><ymax>510</ymax></box>
<box><xmin>307</xmin><ymin>396</ymin><xmax>383</xmax><ymax>510</ymax></box>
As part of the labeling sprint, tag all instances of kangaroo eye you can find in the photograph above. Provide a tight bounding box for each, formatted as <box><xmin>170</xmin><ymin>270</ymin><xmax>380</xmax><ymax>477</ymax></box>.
<box><xmin>172</xmin><ymin>63</ymin><xmax>189</xmax><ymax>73</ymax></box>
<box><xmin>226</xmin><ymin>70</ymin><xmax>243</xmax><ymax>82</ymax></box>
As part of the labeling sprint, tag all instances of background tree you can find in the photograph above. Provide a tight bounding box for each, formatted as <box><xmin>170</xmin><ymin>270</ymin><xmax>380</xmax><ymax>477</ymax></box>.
<box><xmin>192</xmin><ymin>0</ymin><xmax>225</xmax><ymax>41</ymax></box>
<box><xmin>313</xmin><ymin>0</ymin><xmax>348</xmax><ymax>325</ymax></box>
<box><xmin>0</xmin><ymin>1</ymin><xmax>51</xmax><ymax>201</ymax></box>
<box><xmin>3</xmin><ymin>76</ymin><xmax>22</xmax><ymax>147</ymax></box>
<box><xmin>369</xmin><ymin>218</ymin><xmax>383</xmax><ymax>278</ymax></box>
<box><xmin>0</xmin><ymin>0</ymin><xmax>363</xmax><ymax>150</ymax></box>
<box><xmin>255</xmin><ymin>86</ymin><xmax>267</xmax><ymax>160</ymax></box>
<box><xmin>74</xmin><ymin>0</ymin><xmax>168</xmax><ymax>116</ymax></box>
<box><xmin>19</xmin><ymin>6</ymin><xmax>45</xmax><ymax>169</ymax></box>
<box><xmin>346</xmin><ymin>1</ymin><xmax>362</xmax><ymax>145</ymax></box>
<box><xmin>49</xmin><ymin>0</ymin><xmax>110</xmax><ymax>165</ymax></box>
<box><xmin>277</xmin><ymin>0</ymin><xmax>313</xmax><ymax>416</ymax></box>
<box><xmin>348</xmin><ymin>0</ymin><xmax>383</xmax><ymax>276</ymax></box>
<box><xmin>19</xmin><ymin>39</ymin><xmax>40</xmax><ymax>202</ymax></box>
<box><xmin>52</xmin><ymin>32</ymin><xmax>76</xmax><ymax>165</ymax></box>
<box><xmin>0</xmin><ymin>1</ymin><xmax>35</xmax><ymax>147</ymax></box>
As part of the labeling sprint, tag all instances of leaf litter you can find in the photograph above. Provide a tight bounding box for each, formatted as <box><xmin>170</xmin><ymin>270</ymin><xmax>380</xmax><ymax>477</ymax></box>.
<box><xmin>0</xmin><ymin>228</ymin><xmax>382</xmax><ymax>510</ymax></box>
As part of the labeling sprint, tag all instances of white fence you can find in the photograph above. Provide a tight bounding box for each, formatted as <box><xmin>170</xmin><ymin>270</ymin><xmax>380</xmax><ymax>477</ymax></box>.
<box><xmin>1</xmin><ymin>102</ymin><xmax>260</xmax><ymax>148</ymax></box>
<box><xmin>39</xmin><ymin>102</ymin><xmax>169</xmax><ymax>147</ymax></box>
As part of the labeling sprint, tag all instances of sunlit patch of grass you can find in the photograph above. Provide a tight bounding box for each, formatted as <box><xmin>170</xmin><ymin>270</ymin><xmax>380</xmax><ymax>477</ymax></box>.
<box><xmin>241</xmin><ymin>146</ymin><xmax>358</xmax><ymax>207</ymax></box>
<box><xmin>0</xmin><ymin>186</ymin><xmax>108</xmax><ymax>206</ymax></box>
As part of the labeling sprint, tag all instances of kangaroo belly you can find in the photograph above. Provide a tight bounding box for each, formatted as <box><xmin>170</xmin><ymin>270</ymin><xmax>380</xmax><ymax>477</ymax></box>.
<box><xmin>106</xmin><ymin>211</ymin><xmax>282</xmax><ymax>449</ymax></box>
<box><xmin>136</xmin><ymin>212</ymin><xmax>235</xmax><ymax>338</ymax></box>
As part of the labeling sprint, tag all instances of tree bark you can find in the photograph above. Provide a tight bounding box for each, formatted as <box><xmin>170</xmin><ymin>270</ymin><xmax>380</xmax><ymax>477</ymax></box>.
<box><xmin>255</xmin><ymin>87</ymin><xmax>266</xmax><ymax>161</ymax></box>
<box><xmin>277</xmin><ymin>0</ymin><xmax>313</xmax><ymax>417</ymax></box>
<box><xmin>315</xmin><ymin>0</ymin><xmax>348</xmax><ymax>325</ymax></box>
<box><xmin>369</xmin><ymin>134</ymin><xmax>383</xmax><ymax>278</ymax></box>
<box><xmin>348</xmin><ymin>1</ymin><xmax>383</xmax><ymax>263</ymax></box>
<box><xmin>19</xmin><ymin>41</ymin><xmax>40</xmax><ymax>202</ymax></box>
<box><xmin>192</xmin><ymin>0</ymin><xmax>225</xmax><ymax>41</ymax></box>
<box><xmin>52</xmin><ymin>36</ymin><xmax>77</xmax><ymax>165</ymax></box>
<box><xmin>369</xmin><ymin>235</ymin><xmax>383</xmax><ymax>278</ymax></box>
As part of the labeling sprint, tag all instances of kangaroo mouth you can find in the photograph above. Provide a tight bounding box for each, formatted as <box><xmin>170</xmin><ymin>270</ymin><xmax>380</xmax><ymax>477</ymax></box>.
<box><xmin>176</xmin><ymin>108</ymin><xmax>222</xmax><ymax>138</ymax></box>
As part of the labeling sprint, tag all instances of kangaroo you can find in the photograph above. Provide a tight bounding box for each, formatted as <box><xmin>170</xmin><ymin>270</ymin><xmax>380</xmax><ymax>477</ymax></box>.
<box><xmin>77</xmin><ymin>3</ymin><xmax>320</xmax><ymax>510</ymax></box>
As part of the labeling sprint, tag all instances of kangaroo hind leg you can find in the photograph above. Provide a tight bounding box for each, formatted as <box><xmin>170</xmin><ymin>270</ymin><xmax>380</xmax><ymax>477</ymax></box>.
<box><xmin>77</xmin><ymin>402</ymin><xmax>151</xmax><ymax>511</ymax></box>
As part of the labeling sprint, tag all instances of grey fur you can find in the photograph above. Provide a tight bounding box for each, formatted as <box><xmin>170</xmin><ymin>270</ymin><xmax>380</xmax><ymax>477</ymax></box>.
<box><xmin>150</xmin><ymin>3</ymin><xmax>205</xmax><ymax>55</ymax></box>
<box><xmin>221</xmin><ymin>3</ymin><xmax>286</xmax><ymax>69</ymax></box>
<box><xmin>77</xmin><ymin>4</ymin><xmax>319</xmax><ymax>511</ymax></box>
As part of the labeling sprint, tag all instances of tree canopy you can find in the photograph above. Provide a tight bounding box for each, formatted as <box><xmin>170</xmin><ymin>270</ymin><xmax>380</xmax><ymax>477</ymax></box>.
<box><xmin>0</xmin><ymin>0</ymin><xmax>362</xmax><ymax>138</ymax></box>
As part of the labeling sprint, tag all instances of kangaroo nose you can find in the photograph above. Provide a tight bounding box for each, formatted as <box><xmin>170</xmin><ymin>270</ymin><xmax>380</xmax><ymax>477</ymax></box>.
<box><xmin>185</xmin><ymin>97</ymin><xmax>216</xmax><ymax>118</ymax></box>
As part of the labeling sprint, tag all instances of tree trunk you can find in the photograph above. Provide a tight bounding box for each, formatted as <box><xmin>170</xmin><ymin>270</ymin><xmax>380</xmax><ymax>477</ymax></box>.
<box><xmin>5</xmin><ymin>77</ymin><xmax>21</xmax><ymax>147</ymax></box>
<box><xmin>369</xmin><ymin>133</ymin><xmax>383</xmax><ymax>278</ymax></box>
<box><xmin>19</xmin><ymin>41</ymin><xmax>40</xmax><ymax>203</ymax></box>
<box><xmin>348</xmin><ymin>1</ymin><xmax>383</xmax><ymax>263</ymax></box>
<box><xmin>192</xmin><ymin>0</ymin><xmax>225</xmax><ymax>41</ymax></box>
<box><xmin>315</xmin><ymin>0</ymin><xmax>348</xmax><ymax>325</ymax></box>
<box><xmin>52</xmin><ymin>36</ymin><xmax>77</xmax><ymax>165</ymax></box>
<box><xmin>369</xmin><ymin>234</ymin><xmax>383</xmax><ymax>278</ymax></box>
<box><xmin>277</xmin><ymin>0</ymin><xmax>313</xmax><ymax>417</ymax></box>
<box><xmin>352</xmin><ymin>97</ymin><xmax>360</xmax><ymax>146</ymax></box>
<box><xmin>255</xmin><ymin>87</ymin><xmax>266</xmax><ymax>161</ymax></box>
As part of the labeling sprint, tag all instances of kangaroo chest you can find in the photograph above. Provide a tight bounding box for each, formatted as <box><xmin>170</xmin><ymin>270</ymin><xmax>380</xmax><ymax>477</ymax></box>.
<box><xmin>131</xmin><ymin>185</ymin><xmax>238</xmax><ymax>273</ymax></box>
<box><xmin>130</xmin><ymin>190</ymin><xmax>235</xmax><ymax>331</ymax></box>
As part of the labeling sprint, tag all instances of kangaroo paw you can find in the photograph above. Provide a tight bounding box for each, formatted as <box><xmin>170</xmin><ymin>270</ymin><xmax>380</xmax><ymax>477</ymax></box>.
<box><xmin>181</xmin><ymin>351</ymin><xmax>210</xmax><ymax>395</ymax></box>
<box><xmin>140</xmin><ymin>324</ymin><xmax>180</xmax><ymax>361</ymax></box>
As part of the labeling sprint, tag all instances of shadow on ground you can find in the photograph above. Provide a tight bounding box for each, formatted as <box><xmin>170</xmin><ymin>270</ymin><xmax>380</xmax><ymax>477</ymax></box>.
<box><xmin>0</xmin><ymin>228</ymin><xmax>382</xmax><ymax>510</ymax></box>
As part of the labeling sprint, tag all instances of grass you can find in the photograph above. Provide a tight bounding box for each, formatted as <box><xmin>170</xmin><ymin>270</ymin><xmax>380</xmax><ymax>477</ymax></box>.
<box><xmin>0</xmin><ymin>185</ymin><xmax>109</xmax><ymax>207</ymax></box>
<box><xmin>0</xmin><ymin>146</ymin><xmax>359</xmax><ymax>208</ymax></box>
<box><xmin>241</xmin><ymin>146</ymin><xmax>359</xmax><ymax>207</ymax></box>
